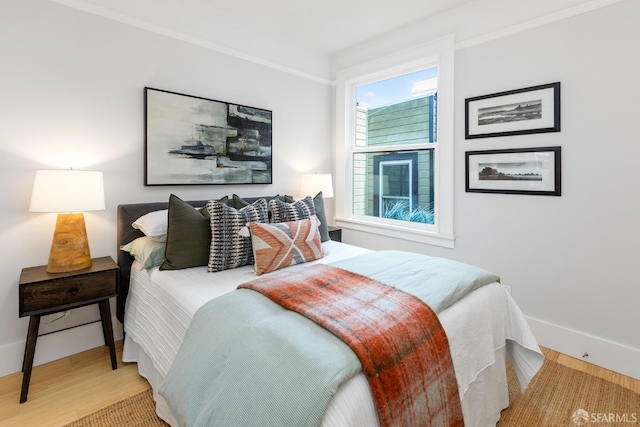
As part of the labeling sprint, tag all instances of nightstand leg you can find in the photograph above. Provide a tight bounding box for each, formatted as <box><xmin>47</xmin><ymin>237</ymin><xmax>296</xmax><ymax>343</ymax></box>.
<box><xmin>98</xmin><ymin>300</ymin><xmax>117</xmax><ymax>370</ymax></box>
<box><xmin>20</xmin><ymin>315</ymin><xmax>40</xmax><ymax>403</ymax></box>
<box><xmin>100</xmin><ymin>311</ymin><xmax>107</xmax><ymax>346</ymax></box>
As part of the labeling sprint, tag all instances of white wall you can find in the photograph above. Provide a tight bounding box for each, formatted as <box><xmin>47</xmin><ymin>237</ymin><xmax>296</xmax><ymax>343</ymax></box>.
<box><xmin>49</xmin><ymin>0</ymin><xmax>333</xmax><ymax>83</ymax></box>
<box><xmin>0</xmin><ymin>0</ymin><xmax>333</xmax><ymax>376</ymax></box>
<box><xmin>335</xmin><ymin>0</ymin><xmax>640</xmax><ymax>379</ymax></box>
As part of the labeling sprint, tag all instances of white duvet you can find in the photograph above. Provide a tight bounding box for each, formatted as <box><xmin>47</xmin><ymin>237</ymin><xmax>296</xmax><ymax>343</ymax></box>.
<box><xmin>123</xmin><ymin>241</ymin><xmax>544</xmax><ymax>427</ymax></box>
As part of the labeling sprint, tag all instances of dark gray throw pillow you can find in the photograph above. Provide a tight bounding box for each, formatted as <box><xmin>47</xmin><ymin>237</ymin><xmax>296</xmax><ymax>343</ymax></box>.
<box><xmin>160</xmin><ymin>194</ymin><xmax>227</xmax><ymax>271</ymax></box>
<box><xmin>233</xmin><ymin>194</ymin><xmax>281</xmax><ymax>222</ymax></box>
<box><xmin>232</xmin><ymin>194</ymin><xmax>281</xmax><ymax>210</ymax></box>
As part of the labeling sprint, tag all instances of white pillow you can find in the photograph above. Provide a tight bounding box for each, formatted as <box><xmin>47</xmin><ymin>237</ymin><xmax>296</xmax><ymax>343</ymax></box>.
<box><xmin>120</xmin><ymin>236</ymin><xmax>166</xmax><ymax>269</ymax></box>
<box><xmin>132</xmin><ymin>209</ymin><xmax>168</xmax><ymax>242</ymax></box>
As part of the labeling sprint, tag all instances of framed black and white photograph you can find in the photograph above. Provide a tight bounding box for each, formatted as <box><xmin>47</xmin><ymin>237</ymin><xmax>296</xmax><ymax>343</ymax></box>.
<box><xmin>465</xmin><ymin>82</ymin><xmax>560</xmax><ymax>139</ymax></box>
<box><xmin>465</xmin><ymin>146</ymin><xmax>561</xmax><ymax>196</ymax></box>
<box><xmin>144</xmin><ymin>87</ymin><xmax>272</xmax><ymax>186</ymax></box>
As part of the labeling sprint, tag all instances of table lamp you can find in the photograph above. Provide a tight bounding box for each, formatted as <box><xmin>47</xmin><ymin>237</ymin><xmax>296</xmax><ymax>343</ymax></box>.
<box><xmin>300</xmin><ymin>173</ymin><xmax>334</xmax><ymax>199</ymax></box>
<box><xmin>29</xmin><ymin>169</ymin><xmax>105</xmax><ymax>273</ymax></box>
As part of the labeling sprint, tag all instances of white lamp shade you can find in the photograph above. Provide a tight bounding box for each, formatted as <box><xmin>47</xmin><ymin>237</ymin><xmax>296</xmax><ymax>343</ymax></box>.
<box><xmin>300</xmin><ymin>174</ymin><xmax>334</xmax><ymax>198</ymax></box>
<box><xmin>29</xmin><ymin>170</ymin><xmax>105</xmax><ymax>213</ymax></box>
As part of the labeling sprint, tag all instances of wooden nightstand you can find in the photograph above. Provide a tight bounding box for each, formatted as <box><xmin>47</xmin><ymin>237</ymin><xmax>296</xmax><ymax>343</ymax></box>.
<box><xmin>18</xmin><ymin>256</ymin><xmax>119</xmax><ymax>403</ymax></box>
<box><xmin>328</xmin><ymin>226</ymin><xmax>342</xmax><ymax>242</ymax></box>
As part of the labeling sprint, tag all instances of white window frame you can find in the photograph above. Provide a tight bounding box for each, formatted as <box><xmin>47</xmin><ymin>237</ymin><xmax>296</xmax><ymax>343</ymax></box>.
<box><xmin>334</xmin><ymin>35</ymin><xmax>455</xmax><ymax>248</ymax></box>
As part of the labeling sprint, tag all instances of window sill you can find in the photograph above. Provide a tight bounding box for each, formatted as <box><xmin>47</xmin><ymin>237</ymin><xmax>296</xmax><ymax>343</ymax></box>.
<box><xmin>334</xmin><ymin>216</ymin><xmax>455</xmax><ymax>249</ymax></box>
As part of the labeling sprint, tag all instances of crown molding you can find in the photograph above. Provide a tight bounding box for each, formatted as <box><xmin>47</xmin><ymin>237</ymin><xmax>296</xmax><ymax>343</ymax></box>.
<box><xmin>50</xmin><ymin>0</ymin><xmax>334</xmax><ymax>86</ymax></box>
<box><xmin>51</xmin><ymin>0</ymin><xmax>624</xmax><ymax>84</ymax></box>
<box><xmin>455</xmin><ymin>0</ymin><xmax>626</xmax><ymax>50</ymax></box>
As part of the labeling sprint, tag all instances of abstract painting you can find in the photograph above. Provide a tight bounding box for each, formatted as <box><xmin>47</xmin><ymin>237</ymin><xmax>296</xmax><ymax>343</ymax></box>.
<box><xmin>144</xmin><ymin>87</ymin><xmax>272</xmax><ymax>185</ymax></box>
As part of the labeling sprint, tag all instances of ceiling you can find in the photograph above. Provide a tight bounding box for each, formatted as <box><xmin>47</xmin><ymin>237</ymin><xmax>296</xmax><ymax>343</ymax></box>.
<box><xmin>194</xmin><ymin>0</ymin><xmax>476</xmax><ymax>54</ymax></box>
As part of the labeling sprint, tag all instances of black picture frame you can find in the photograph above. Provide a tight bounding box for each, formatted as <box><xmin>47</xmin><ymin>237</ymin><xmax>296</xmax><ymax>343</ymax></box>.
<box><xmin>465</xmin><ymin>146</ymin><xmax>561</xmax><ymax>196</ymax></box>
<box><xmin>465</xmin><ymin>82</ymin><xmax>560</xmax><ymax>139</ymax></box>
<box><xmin>144</xmin><ymin>87</ymin><xmax>272</xmax><ymax>186</ymax></box>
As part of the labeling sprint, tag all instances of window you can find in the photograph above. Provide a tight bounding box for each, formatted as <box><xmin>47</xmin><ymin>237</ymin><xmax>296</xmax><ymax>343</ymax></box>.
<box><xmin>334</xmin><ymin>36</ymin><xmax>454</xmax><ymax>248</ymax></box>
<box><xmin>353</xmin><ymin>68</ymin><xmax>436</xmax><ymax>225</ymax></box>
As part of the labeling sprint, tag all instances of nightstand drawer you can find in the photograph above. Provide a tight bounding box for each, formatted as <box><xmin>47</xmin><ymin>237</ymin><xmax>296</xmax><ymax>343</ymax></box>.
<box><xmin>20</xmin><ymin>270</ymin><xmax>116</xmax><ymax>316</ymax></box>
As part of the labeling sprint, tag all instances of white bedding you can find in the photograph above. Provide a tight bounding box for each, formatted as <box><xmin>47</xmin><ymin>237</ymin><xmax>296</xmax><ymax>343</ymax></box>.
<box><xmin>123</xmin><ymin>241</ymin><xmax>544</xmax><ymax>427</ymax></box>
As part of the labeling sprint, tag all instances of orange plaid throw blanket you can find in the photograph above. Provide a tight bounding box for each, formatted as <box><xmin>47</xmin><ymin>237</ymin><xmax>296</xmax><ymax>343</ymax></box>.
<box><xmin>239</xmin><ymin>264</ymin><xmax>464</xmax><ymax>427</ymax></box>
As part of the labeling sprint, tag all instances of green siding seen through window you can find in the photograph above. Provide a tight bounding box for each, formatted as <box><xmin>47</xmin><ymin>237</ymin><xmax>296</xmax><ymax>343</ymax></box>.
<box><xmin>366</xmin><ymin>96</ymin><xmax>436</xmax><ymax>146</ymax></box>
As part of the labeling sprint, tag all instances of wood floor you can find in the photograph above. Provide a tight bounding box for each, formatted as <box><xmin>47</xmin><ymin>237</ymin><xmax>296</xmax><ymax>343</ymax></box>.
<box><xmin>0</xmin><ymin>341</ymin><xmax>149</xmax><ymax>427</ymax></box>
<box><xmin>540</xmin><ymin>347</ymin><xmax>640</xmax><ymax>393</ymax></box>
<box><xmin>0</xmin><ymin>341</ymin><xmax>638</xmax><ymax>427</ymax></box>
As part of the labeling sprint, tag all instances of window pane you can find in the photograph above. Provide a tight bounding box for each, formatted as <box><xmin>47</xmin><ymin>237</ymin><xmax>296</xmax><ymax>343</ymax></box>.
<box><xmin>381</xmin><ymin>162</ymin><xmax>410</xmax><ymax>198</ymax></box>
<box><xmin>353</xmin><ymin>150</ymin><xmax>434</xmax><ymax>224</ymax></box>
<box><xmin>355</xmin><ymin>67</ymin><xmax>438</xmax><ymax>147</ymax></box>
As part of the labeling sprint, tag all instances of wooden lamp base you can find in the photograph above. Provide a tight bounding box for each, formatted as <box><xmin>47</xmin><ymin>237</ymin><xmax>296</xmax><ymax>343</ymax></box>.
<box><xmin>46</xmin><ymin>213</ymin><xmax>92</xmax><ymax>273</ymax></box>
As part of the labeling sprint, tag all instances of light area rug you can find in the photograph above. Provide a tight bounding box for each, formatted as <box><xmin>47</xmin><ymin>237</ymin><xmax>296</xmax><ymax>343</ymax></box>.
<box><xmin>64</xmin><ymin>360</ymin><xmax>639</xmax><ymax>427</ymax></box>
<box><xmin>497</xmin><ymin>359</ymin><xmax>639</xmax><ymax>427</ymax></box>
<box><xmin>63</xmin><ymin>389</ymin><xmax>168</xmax><ymax>427</ymax></box>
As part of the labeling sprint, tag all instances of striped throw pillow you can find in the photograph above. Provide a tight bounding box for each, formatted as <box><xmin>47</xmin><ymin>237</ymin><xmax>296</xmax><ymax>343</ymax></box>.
<box><xmin>250</xmin><ymin>217</ymin><xmax>323</xmax><ymax>275</ymax></box>
<box><xmin>206</xmin><ymin>198</ymin><xmax>268</xmax><ymax>272</ymax></box>
<box><xmin>269</xmin><ymin>196</ymin><xmax>316</xmax><ymax>223</ymax></box>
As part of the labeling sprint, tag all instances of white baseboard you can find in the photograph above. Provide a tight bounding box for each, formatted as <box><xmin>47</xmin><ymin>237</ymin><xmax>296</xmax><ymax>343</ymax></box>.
<box><xmin>0</xmin><ymin>317</ymin><xmax>124</xmax><ymax>378</ymax></box>
<box><xmin>527</xmin><ymin>316</ymin><xmax>640</xmax><ymax>380</ymax></box>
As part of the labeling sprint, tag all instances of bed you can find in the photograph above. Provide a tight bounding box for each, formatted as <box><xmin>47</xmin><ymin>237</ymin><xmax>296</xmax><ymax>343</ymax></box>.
<box><xmin>116</xmin><ymin>197</ymin><xmax>544</xmax><ymax>427</ymax></box>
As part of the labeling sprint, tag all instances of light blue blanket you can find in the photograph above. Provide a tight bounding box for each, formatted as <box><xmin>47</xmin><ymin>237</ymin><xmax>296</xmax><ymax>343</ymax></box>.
<box><xmin>330</xmin><ymin>251</ymin><xmax>500</xmax><ymax>313</ymax></box>
<box><xmin>159</xmin><ymin>251</ymin><xmax>499</xmax><ymax>427</ymax></box>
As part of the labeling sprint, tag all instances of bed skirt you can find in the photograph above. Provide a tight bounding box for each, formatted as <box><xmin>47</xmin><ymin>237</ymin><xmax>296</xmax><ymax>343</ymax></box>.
<box><xmin>124</xmin><ymin>336</ymin><xmax>520</xmax><ymax>427</ymax></box>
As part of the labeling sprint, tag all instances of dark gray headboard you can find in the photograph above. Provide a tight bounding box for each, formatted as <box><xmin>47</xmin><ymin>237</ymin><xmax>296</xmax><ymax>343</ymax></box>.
<box><xmin>116</xmin><ymin>197</ymin><xmax>271</xmax><ymax>323</ymax></box>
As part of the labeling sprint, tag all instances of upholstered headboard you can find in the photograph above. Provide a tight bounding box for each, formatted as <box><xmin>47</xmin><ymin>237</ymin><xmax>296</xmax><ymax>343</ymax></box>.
<box><xmin>116</xmin><ymin>197</ymin><xmax>270</xmax><ymax>323</ymax></box>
